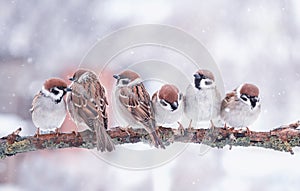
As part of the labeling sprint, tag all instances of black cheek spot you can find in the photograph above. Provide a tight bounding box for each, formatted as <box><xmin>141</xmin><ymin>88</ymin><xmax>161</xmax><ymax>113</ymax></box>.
<box><xmin>205</xmin><ymin>81</ymin><xmax>212</xmax><ymax>86</ymax></box>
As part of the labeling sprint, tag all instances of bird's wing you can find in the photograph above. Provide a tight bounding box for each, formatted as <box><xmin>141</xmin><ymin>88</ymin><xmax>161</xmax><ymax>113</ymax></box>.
<box><xmin>30</xmin><ymin>92</ymin><xmax>42</xmax><ymax>113</ymax></box>
<box><xmin>93</xmin><ymin>81</ymin><xmax>109</xmax><ymax>129</ymax></box>
<box><xmin>82</xmin><ymin>79</ymin><xmax>109</xmax><ymax>129</ymax></box>
<box><xmin>119</xmin><ymin>83</ymin><xmax>153</xmax><ymax>125</ymax></box>
<box><xmin>151</xmin><ymin>91</ymin><xmax>158</xmax><ymax>103</ymax></box>
<box><xmin>221</xmin><ymin>91</ymin><xmax>237</xmax><ymax>110</ymax></box>
<box><xmin>68</xmin><ymin>84</ymin><xmax>99</xmax><ymax>129</ymax></box>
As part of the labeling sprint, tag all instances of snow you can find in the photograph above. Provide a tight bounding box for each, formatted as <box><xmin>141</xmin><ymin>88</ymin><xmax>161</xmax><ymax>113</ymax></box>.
<box><xmin>0</xmin><ymin>114</ymin><xmax>30</xmax><ymax>137</ymax></box>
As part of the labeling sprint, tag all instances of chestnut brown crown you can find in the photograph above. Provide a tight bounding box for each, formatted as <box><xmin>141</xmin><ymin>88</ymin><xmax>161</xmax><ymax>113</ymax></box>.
<box><xmin>158</xmin><ymin>84</ymin><xmax>179</xmax><ymax>103</ymax></box>
<box><xmin>239</xmin><ymin>83</ymin><xmax>259</xmax><ymax>97</ymax></box>
<box><xmin>116</xmin><ymin>70</ymin><xmax>140</xmax><ymax>81</ymax></box>
<box><xmin>44</xmin><ymin>78</ymin><xmax>68</xmax><ymax>91</ymax></box>
<box><xmin>195</xmin><ymin>69</ymin><xmax>215</xmax><ymax>81</ymax></box>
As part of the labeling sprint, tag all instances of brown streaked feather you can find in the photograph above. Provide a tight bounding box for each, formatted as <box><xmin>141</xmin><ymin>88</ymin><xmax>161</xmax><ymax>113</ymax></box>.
<box><xmin>30</xmin><ymin>92</ymin><xmax>42</xmax><ymax>113</ymax></box>
<box><xmin>68</xmin><ymin>71</ymin><xmax>109</xmax><ymax>129</ymax></box>
<box><xmin>83</xmin><ymin>74</ymin><xmax>108</xmax><ymax>128</ymax></box>
<box><xmin>221</xmin><ymin>91</ymin><xmax>237</xmax><ymax>111</ymax></box>
<box><xmin>151</xmin><ymin>91</ymin><xmax>158</xmax><ymax>104</ymax></box>
<box><xmin>119</xmin><ymin>83</ymin><xmax>164</xmax><ymax>148</ymax></box>
<box><xmin>119</xmin><ymin>83</ymin><xmax>153</xmax><ymax>126</ymax></box>
<box><xmin>72</xmin><ymin>69</ymin><xmax>87</xmax><ymax>81</ymax></box>
<box><xmin>115</xmin><ymin>69</ymin><xmax>165</xmax><ymax>149</ymax></box>
<box><xmin>68</xmin><ymin>69</ymin><xmax>114</xmax><ymax>152</ymax></box>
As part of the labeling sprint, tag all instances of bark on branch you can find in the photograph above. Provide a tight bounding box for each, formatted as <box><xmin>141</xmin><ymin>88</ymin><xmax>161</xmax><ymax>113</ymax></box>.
<box><xmin>1</xmin><ymin>121</ymin><xmax>300</xmax><ymax>158</ymax></box>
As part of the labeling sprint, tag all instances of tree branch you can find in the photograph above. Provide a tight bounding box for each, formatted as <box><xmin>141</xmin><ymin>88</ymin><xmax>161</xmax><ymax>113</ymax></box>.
<box><xmin>1</xmin><ymin>121</ymin><xmax>300</xmax><ymax>158</ymax></box>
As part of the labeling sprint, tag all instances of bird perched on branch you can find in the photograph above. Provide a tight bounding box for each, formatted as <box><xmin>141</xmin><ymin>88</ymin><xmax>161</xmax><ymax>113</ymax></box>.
<box><xmin>152</xmin><ymin>84</ymin><xmax>183</xmax><ymax>128</ymax></box>
<box><xmin>31</xmin><ymin>78</ymin><xmax>71</xmax><ymax>136</ymax></box>
<box><xmin>221</xmin><ymin>83</ymin><xmax>261</xmax><ymax>128</ymax></box>
<box><xmin>113</xmin><ymin>70</ymin><xmax>165</xmax><ymax>149</ymax></box>
<box><xmin>67</xmin><ymin>69</ymin><xmax>114</xmax><ymax>152</ymax></box>
<box><xmin>184</xmin><ymin>69</ymin><xmax>221</xmax><ymax>127</ymax></box>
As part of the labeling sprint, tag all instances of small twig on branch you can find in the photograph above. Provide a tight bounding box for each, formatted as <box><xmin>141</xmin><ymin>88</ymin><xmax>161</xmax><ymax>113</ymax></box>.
<box><xmin>1</xmin><ymin>121</ymin><xmax>300</xmax><ymax>158</ymax></box>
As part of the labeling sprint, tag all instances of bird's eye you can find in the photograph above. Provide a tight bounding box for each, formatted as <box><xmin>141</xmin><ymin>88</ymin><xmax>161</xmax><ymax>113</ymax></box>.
<box><xmin>240</xmin><ymin>94</ymin><xmax>248</xmax><ymax>102</ymax></box>
<box><xmin>179</xmin><ymin>93</ymin><xmax>183</xmax><ymax>101</ymax></box>
<box><xmin>121</xmin><ymin>79</ymin><xmax>130</xmax><ymax>85</ymax></box>
<box><xmin>160</xmin><ymin>100</ymin><xmax>168</xmax><ymax>106</ymax></box>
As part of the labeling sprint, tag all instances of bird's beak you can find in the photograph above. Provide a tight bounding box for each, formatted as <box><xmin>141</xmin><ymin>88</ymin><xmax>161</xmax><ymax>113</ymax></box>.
<box><xmin>250</xmin><ymin>97</ymin><xmax>258</xmax><ymax>109</ymax></box>
<box><xmin>69</xmin><ymin>77</ymin><xmax>74</xmax><ymax>81</ymax></box>
<box><xmin>171</xmin><ymin>102</ymin><xmax>178</xmax><ymax>111</ymax></box>
<box><xmin>193</xmin><ymin>73</ymin><xmax>201</xmax><ymax>79</ymax></box>
<box><xmin>65</xmin><ymin>87</ymin><xmax>72</xmax><ymax>92</ymax></box>
<box><xmin>113</xmin><ymin>74</ymin><xmax>120</xmax><ymax>80</ymax></box>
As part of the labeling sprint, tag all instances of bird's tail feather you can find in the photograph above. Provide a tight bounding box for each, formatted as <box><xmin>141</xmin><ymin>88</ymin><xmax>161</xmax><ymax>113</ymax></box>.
<box><xmin>94</xmin><ymin>120</ymin><xmax>115</xmax><ymax>152</ymax></box>
<box><xmin>150</xmin><ymin>131</ymin><xmax>165</xmax><ymax>149</ymax></box>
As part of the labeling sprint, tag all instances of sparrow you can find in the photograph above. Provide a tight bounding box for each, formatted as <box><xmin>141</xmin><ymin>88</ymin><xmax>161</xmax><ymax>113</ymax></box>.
<box><xmin>184</xmin><ymin>69</ymin><xmax>221</xmax><ymax>127</ymax></box>
<box><xmin>113</xmin><ymin>70</ymin><xmax>165</xmax><ymax>149</ymax></box>
<box><xmin>30</xmin><ymin>78</ymin><xmax>71</xmax><ymax>135</ymax></box>
<box><xmin>67</xmin><ymin>69</ymin><xmax>115</xmax><ymax>152</ymax></box>
<box><xmin>152</xmin><ymin>84</ymin><xmax>183</xmax><ymax>127</ymax></box>
<box><xmin>221</xmin><ymin>83</ymin><xmax>261</xmax><ymax>128</ymax></box>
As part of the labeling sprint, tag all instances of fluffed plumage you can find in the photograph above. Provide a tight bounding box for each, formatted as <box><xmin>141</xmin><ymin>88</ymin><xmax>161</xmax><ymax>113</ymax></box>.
<box><xmin>67</xmin><ymin>69</ymin><xmax>114</xmax><ymax>152</ymax></box>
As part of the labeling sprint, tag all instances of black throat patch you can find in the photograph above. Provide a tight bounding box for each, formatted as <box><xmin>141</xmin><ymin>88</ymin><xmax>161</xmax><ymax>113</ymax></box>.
<box><xmin>194</xmin><ymin>78</ymin><xmax>201</xmax><ymax>90</ymax></box>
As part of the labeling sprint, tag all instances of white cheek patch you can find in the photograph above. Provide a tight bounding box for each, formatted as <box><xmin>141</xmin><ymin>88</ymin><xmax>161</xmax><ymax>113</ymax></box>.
<box><xmin>243</xmin><ymin>98</ymin><xmax>251</xmax><ymax>106</ymax></box>
<box><xmin>200</xmin><ymin>79</ymin><xmax>215</xmax><ymax>89</ymax></box>
<box><xmin>163</xmin><ymin>104</ymin><xmax>173</xmax><ymax>111</ymax></box>
<box><xmin>159</xmin><ymin>99</ymin><xmax>173</xmax><ymax>111</ymax></box>
<box><xmin>41</xmin><ymin>86</ymin><xmax>51</xmax><ymax>97</ymax></box>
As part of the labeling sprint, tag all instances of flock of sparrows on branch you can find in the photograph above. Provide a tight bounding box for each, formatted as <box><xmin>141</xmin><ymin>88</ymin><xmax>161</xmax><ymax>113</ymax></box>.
<box><xmin>30</xmin><ymin>69</ymin><xmax>261</xmax><ymax>152</ymax></box>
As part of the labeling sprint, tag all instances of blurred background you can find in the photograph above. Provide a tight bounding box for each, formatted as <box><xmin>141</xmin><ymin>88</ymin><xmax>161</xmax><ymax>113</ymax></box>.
<box><xmin>0</xmin><ymin>0</ymin><xmax>300</xmax><ymax>190</ymax></box>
